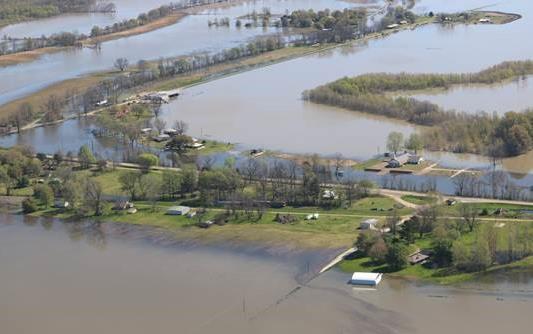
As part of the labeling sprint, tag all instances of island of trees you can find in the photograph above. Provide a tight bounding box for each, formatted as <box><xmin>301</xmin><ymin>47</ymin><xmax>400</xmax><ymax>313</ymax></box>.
<box><xmin>304</xmin><ymin>60</ymin><xmax>533</xmax><ymax>157</ymax></box>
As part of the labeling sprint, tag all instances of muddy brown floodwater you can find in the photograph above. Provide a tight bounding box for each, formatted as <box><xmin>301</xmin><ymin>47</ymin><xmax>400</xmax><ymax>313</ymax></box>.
<box><xmin>1</xmin><ymin>214</ymin><xmax>532</xmax><ymax>334</ymax></box>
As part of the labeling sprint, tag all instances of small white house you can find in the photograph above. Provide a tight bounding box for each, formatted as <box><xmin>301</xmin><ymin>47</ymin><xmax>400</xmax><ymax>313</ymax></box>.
<box><xmin>360</xmin><ymin>219</ymin><xmax>378</xmax><ymax>230</ymax></box>
<box><xmin>141</xmin><ymin>128</ymin><xmax>152</xmax><ymax>135</ymax></box>
<box><xmin>163</xmin><ymin>128</ymin><xmax>178</xmax><ymax>136</ymax></box>
<box><xmin>166</xmin><ymin>206</ymin><xmax>191</xmax><ymax>216</ymax></box>
<box><xmin>153</xmin><ymin>133</ymin><xmax>171</xmax><ymax>142</ymax></box>
<box><xmin>350</xmin><ymin>272</ymin><xmax>383</xmax><ymax>286</ymax></box>
<box><xmin>95</xmin><ymin>99</ymin><xmax>108</xmax><ymax>107</ymax></box>
<box><xmin>322</xmin><ymin>190</ymin><xmax>338</xmax><ymax>200</ymax></box>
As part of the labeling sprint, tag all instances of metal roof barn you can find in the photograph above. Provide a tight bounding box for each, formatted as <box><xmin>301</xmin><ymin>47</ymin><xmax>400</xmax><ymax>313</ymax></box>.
<box><xmin>350</xmin><ymin>272</ymin><xmax>383</xmax><ymax>286</ymax></box>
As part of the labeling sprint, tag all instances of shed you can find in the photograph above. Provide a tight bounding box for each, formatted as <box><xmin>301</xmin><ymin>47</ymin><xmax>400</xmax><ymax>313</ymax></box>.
<box><xmin>322</xmin><ymin>190</ymin><xmax>338</xmax><ymax>200</ymax></box>
<box><xmin>166</xmin><ymin>206</ymin><xmax>191</xmax><ymax>215</ymax></box>
<box><xmin>153</xmin><ymin>134</ymin><xmax>171</xmax><ymax>142</ymax></box>
<box><xmin>360</xmin><ymin>219</ymin><xmax>379</xmax><ymax>230</ymax></box>
<box><xmin>387</xmin><ymin>153</ymin><xmax>409</xmax><ymax>168</ymax></box>
<box><xmin>408</xmin><ymin>251</ymin><xmax>430</xmax><ymax>265</ymax></box>
<box><xmin>53</xmin><ymin>200</ymin><xmax>69</xmax><ymax>209</ymax></box>
<box><xmin>407</xmin><ymin>155</ymin><xmax>424</xmax><ymax>165</ymax></box>
<box><xmin>350</xmin><ymin>272</ymin><xmax>383</xmax><ymax>286</ymax></box>
<box><xmin>113</xmin><ymin>200</ymin><xmax>134</xmax><ymax>211</ymax></box>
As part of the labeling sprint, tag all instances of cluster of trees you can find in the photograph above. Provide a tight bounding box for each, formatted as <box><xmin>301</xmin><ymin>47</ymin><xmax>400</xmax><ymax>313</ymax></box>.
<box><xmin>0</xmin><ymin>146</ymin><xmax>42</xmax><ymax>196</ymax></box>
<box><xmin>280</xmin><ymin>8</ymin><xmax>369</xmax><ymax>43</ymax></box>
<box><xmin>89</xmin><ymin>4</ymin><xmax>176</xmax><ymax>38</ymax></box>
<box><xmin>281</xmin><ymin>8</ymin><xmax>368</xmax><ymax>30</ymax></box>
<box><xmin>357</xmin><ymin>203</ymin><xmax>533</xmax><ymax>273</ymax></box>
<box><xmin>305</xmin><ymin>61</ymin><xmax>533</xmax><ymax>157</ymax></box>
<box><xmin>377</xmin><ymin>6</ymin><xmax>417</xmax><ymax>30</ymax></box>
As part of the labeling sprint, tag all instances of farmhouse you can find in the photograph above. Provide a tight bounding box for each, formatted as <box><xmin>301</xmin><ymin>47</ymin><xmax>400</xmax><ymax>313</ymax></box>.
<box><xmin>387</xmin><ymin>153</ymin><xmax>410</xmax><ymax>168</ymax></box>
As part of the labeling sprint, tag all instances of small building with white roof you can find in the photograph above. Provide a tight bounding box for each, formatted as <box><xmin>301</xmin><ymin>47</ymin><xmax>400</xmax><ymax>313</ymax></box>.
<box><xmin>360</xmin><ymin>219</ymin><xmax>379</xmax><ymax>230</ymax></box>
<box><xmin>350</xmin><ymin>272</ymin><xmax>383</xmax><ymax>286</ymax></box>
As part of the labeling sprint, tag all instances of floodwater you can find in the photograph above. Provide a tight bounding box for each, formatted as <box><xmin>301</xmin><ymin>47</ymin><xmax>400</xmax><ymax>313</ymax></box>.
<box><xmin>0</xmin><ymin>0</ymin><xmax>176</xmax><ymax>38</ymax></box>
<box><xmin>1</xmin><ymin>0</ymin><xmax>533</xmax><ymax>174</ymax></box>
<box><xmin>1</xmin><ymin>214</ymin><xmax>532</xmax><ymax>334</ymax></box>
<box><xmin>0</xmin><ymin>0</ymin><xmax>359</xmax><ymax>106</ymax></box>
<box><xmin>154</xmin><ymin>0</ymin><xmax>533</xmax><ymax>168</ymax></box>
<box><xmin>409</xmin><ymin>76</ymin><xmax>533</xmax><ymax>116</ymax></box>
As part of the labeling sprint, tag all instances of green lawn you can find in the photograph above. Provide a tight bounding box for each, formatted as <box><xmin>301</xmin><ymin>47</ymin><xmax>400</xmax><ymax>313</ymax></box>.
<box><xmin>353</xmin><ymin>158</ymin><xmax>382</xmax><ymax>171</ymax></box>
<box><xmin>401</xmin><ymin>195</ymin><xmax>437</xmax><ymax>205</ymax></box>
<box><xmin>439</xmin><ymin>202</ymin><xmax>533</xmax><ymax>219</ymax></box>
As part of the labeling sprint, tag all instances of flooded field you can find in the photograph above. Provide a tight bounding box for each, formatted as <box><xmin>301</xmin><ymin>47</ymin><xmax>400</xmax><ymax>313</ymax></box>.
<box><xmin>0</xmin><ymin>0</ymin><xmax>175</xmax><ymax>38</ymax></box>
<box><xmin>1</xmin><ymin>215</ymin><xmax>532</xmax><ymax>334</ymax></box>
<box><xmin>0</xmin><ymin>0</ymin><xmax>359</xmax><ymax>106</ymax></box>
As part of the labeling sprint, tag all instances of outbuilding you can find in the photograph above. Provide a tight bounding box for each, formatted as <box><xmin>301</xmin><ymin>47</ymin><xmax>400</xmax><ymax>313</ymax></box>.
<box><xmin>387</xmin><ymin>153</ymin><xmax>410</xmax><ymax>168</ymax></box>
<box><xmin>360</xmin><ymin>219</ymin><xmax>379</xmax><ymax>230</ymax></box>
<box><xmin>407</xmin><ymin>155</ymin><xmax>424</xmax><ymax>165</ymax></box>
<box><xmin>166</xmin><ymin>206</ymin><xmax>191</xmax><ymax>216</ymax></box>
<box><xmin>350</xmin><ymin>272</ymin><xmax>383</xmax><ymax>286</ymax></box>
<box><xmin>53</xmin><ymin>200</ymin><xmax>69</xmax><ymax>209</ymax></box>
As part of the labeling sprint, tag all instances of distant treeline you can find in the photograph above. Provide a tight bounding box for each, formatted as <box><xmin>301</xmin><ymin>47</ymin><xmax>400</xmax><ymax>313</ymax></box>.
<box><xmin>0</xmin><ymin>0</ymin><xmax>231</xmax><ymax>55</ymax></box>
<box><xmin>0</xmin><ymin>0</ymin><xmax>106</xmax><ymax>26</ymax></box>
<box><xmin>304</xmin><ymin>61</ymin><xmax>533</xmax><ymax>157</ymax></box>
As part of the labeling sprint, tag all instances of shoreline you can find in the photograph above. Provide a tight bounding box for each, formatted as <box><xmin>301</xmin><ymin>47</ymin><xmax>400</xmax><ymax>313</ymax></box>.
<box><xmin>0</xmin><ymin>13</ymin><xmax>187</xmax><ymax>68</ymax></box>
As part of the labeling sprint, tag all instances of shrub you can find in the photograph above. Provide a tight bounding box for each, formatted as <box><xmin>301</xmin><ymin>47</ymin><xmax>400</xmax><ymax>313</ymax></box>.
<box><xmin>22</xmin><ymin>198</ymin><xmax>38</xmax><ymax>213</ymax></box>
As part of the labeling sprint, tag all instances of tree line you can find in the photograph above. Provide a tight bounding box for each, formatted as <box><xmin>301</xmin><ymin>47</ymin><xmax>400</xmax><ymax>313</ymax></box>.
<box><xmin>305</xmin><ymin>60</ymin><xmax>533</xmax><ymax>157</ymax></box>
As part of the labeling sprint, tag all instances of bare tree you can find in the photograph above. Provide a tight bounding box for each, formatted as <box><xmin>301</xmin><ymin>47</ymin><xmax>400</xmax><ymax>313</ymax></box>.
<box><xmin>333</xmin><ymin>152</ymin><xmax>344</xmax><ymax>181</ymax></box>
<box><xmin>84</xmin><ymin>178</ymin><xmax>104</xmax><ymax>216</ymax></box>
<box><xmin>152</xmin><ymin>103</ymin><xmax>162</xmax><ymax>118</ymax></box>
<box><xmin>173</xmin><ymin>120</ymin><xmax>189</xmax><ymax>135</ymax></box>
<box><xmin>459</xmin><ymin>204</ymin><xmax>479</xmax><ymax>232</ymax></box>
<box><xmin>154</xmin><ymin>118</ymin><xmax>166</xmax><ymax>134</ymax></box>
<box><xmin>242</xmin><ymin>158</ymin><xmax>260</xmax><ymax>184</ymax></box>
<box><xmin>114</xmin><ymin>57</ymin><xmax>129</xmax><ymax>71</ymax></box>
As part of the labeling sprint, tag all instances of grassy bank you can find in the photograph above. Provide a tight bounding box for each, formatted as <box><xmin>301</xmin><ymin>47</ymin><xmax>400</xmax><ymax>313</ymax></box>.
<box><xmin>31</xmin><ymin>194</ymin><xmax>410</xmax><ymax>250</ymax></box>
<box><xmin>83</xmin><ymin>13</ymin><xmax>186</xmax><ymax>46</ymax></box>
